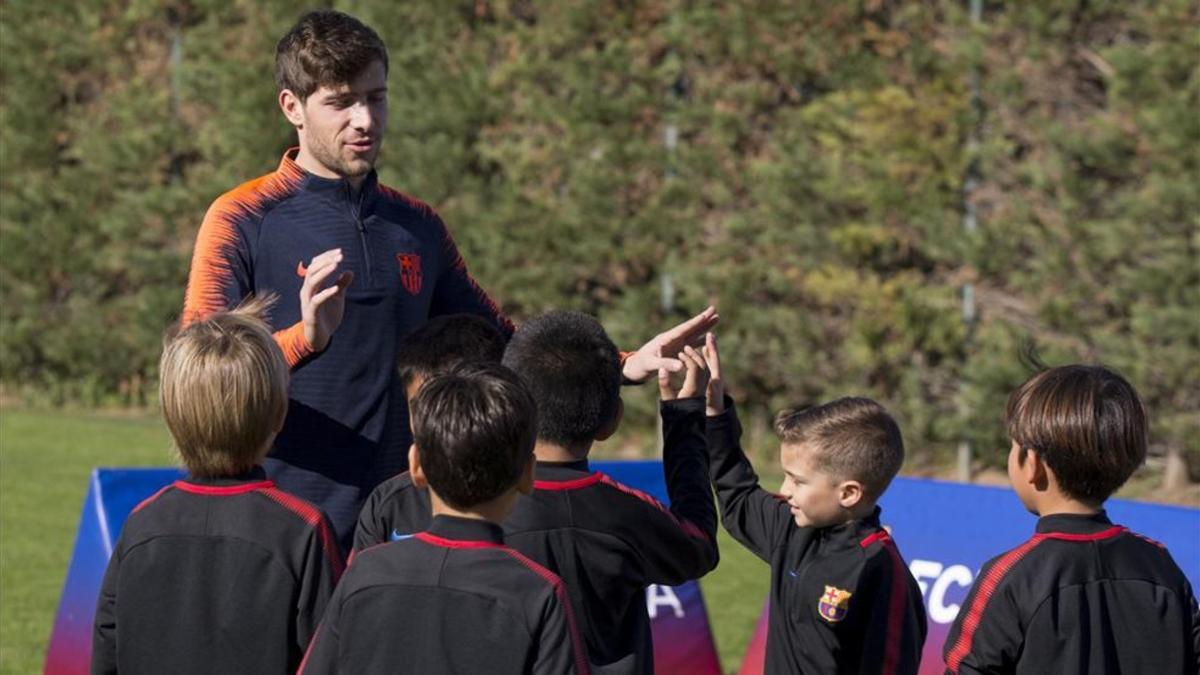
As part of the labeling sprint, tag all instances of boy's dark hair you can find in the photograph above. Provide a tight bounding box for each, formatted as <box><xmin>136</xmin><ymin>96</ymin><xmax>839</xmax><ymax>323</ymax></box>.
<box><xmin>774</xmin><ymin>397</ymin><xmax>905</xmax><ymax>500</ymax></box>
<box><xmin>501</xmin><ymin>310</ymin><xmax>622</xmax><ymax>449</ymax></box>
<box><xmin>1006</xmin><ymin>364</ymin><xmax>1147</xmax><ymax>503</ymax></box>
<box><xmin>276</xmin><ymin>10</ymin><xmax>388</xmax><ymax>101</ymax></box>
<box><xmin>396</xmin><ymin>314</ymin><xmax>506</xmax><ymax>392</ymax></box>
<box><xmin>410</xmin><ymin>361</ymin><xmax>537</xmax><ymax>509</ymax></box>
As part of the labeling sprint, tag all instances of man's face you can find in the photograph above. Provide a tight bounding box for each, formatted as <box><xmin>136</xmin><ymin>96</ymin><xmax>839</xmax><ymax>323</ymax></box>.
<box><xmin>292</xmin><ymin>59</ymin><xmax>388</xmax><ymax>180</ymax></box>
<box><xmin>778</xmin><ymin>442</ymin><xmax>845</xmax><ymax>528</ymax></box>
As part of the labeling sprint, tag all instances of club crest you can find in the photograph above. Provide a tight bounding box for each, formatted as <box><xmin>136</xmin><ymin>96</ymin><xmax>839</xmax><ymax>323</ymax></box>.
<box><xmin>818</xmin><ymin>585</ymin><xmax>852</xmax><ymax>623</ymax></box>
<box><xmin>396</xmin><ymin>252</ymin><xmax>422</xmax><ymax>295</ymax></box>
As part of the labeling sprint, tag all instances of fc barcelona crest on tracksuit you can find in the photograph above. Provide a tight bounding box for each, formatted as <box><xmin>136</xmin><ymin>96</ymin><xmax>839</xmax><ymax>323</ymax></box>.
<box><xmin>818</xmin><ymin>585</ymin><xmax>852</xmax><ymax>623</ymax></box>
<box><xmin>396</xmin><ymin>253</ymin><xmax>422</xmax><ymax>295</ymax></box>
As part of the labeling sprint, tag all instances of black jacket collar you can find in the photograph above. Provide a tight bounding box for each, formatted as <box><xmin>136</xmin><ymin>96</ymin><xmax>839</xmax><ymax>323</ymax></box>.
<box><xmin>427</xmin><ymin>514</ymin><xmax>505</xmax><ymax>545</ymax></box>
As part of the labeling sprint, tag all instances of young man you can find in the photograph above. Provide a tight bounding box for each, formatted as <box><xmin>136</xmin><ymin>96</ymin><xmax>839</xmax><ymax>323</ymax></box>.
<box><xmin>299</xmin><ymin>362</ymin><xmax>589</xmax><ymax>674</ymax></box>
<box><xmin>701</xmin><ymin>333</ymin><xmax>926</xmax><ymax>674</ymax></box>
<box><xmin>181</xmin><ymin>9</ymin><xmax>717</xmax><ymax>548</ymax></box>
<box><xmin>943</xmin><ymin>365</ymin><xmax>1200</xmax><ymax>674</ymax></box>
<box><xmin>92</xmin><ymin>299</ymin><xmax>343</xmax><ymax>675</ymax></box>
<box><xmin>352</xmin><ymin>313</ymin><xmax>505</xmax><ymax>552</ymax></box>
<box><xmin>354</xmin><ymin>310</ymin><xmax>719</xmax><ymax>674</ymax></box>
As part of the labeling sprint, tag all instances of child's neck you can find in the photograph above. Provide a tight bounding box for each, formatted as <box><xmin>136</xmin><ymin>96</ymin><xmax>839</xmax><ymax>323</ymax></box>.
<box><xmin>534</xmin><ymin>440</ymin><xmax>590</xmax><ymax>463</ymax></box>
<box><xmin>429</xmin><ymin>491</ymin><xmax>513</xmax><ymax>525</ymax></box>
<box><xmin>1033</xmin><ymin>493</ymin><xmax>1103</xmax><ymax>518</ymax></box>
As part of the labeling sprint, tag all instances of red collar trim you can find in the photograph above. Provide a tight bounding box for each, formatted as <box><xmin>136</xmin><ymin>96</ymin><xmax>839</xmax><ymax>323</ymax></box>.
<box><xmin>1034</xmin><ymin>525</ymin><xmax>1127</xmax><ymax>542</ymax></box>
<box><xmin>534</xmin><ymin>472</ymin><xmax>603</xmax><ymax>491</ymax></box>
<box><xmin>414</xmin><ymin>532</ymin><xmax>505</xmax><ymax>549</ymax></box>
<box><xmin>172</xmin><ymin>480</ymin><xmax>274</xmax><ymax>496</ymax></box>
<box><xmin>859</xmin><ymin>530</ymin><xmax>892</xmax><ymax>548</ymax></box>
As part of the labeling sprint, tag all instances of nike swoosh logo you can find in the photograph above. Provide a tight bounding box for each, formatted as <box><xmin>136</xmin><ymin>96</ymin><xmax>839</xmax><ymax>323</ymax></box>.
<box><xmin>390</xmin><ymin>530</ymin><xmax>414</xmax><ymax>542</ymax></box>
<box><xmin>296</xmin><ymin>261</ymin><xmax>307</xmax><ymax>277</ymax></box>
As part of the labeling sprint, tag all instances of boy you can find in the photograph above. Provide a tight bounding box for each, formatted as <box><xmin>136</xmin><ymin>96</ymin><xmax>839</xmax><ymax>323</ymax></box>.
<box><xmin>352</xmin><ymin>310</ymin><xmax>719</xmax><ymax>674</ymax></box>
<box><xmin>701</xmin><ymin>333</ymin><xmax>926</xmax><ymax>674</ymax></box>
<box><xmin>92</xmin><ymin>298</ymin><xmax>343</xmax><ymax>675</ymax></box>
<box><xmin>352</xmin><ymin>313</ymin><xmax>505</xmax><ymax>552</ymax></box>
<box><xmin>299</xmin><ymin>362</ymin><xmax>590</xmax><ymax>674</ymax></box>
<box><xmin>943</xmin><ymin>365</ymin><xmax>1200</xmax><ymax>674</ymax></box>
<box><xmin>500</xmin><ymin>311</ymin><xmax>719</xmax><ymax>674</ymax></box>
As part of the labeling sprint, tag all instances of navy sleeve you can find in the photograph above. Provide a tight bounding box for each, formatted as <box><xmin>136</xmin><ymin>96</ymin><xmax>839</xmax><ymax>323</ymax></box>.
<box><xmin>294</xmin><ymin>513</ymin><xmax>344</xmax><ymax>667</ymax></box>
<box><xmin>90</xmin><ymin>548</ymin><xmax>120</xmax><ymax>675</ymax></box>
<box><xmin>352</xmin><ymin>485</ymin><xmax>389</xmax><ymax>554</ymax></box>
<box><xmin>705</xmin><ymin>400</ymin><xmax>791</xmax><ymax>561</ymax></box>
<box><xmin>533</xmin><ymin>584</ymin><xmax>591</xmax><ymax>675</ymax></box>
<box><xmin>856</xmin><ymin>542</ymin><xmax>926</xmax><ymax>675</ymax></box>
<box><xmin>943</xmin><ymin>555</ymin><xmax>1024</xmax><ymax>674</ymax></box>
<box><xmin>650</xmin><ymin>396</ymin><xmax>719</xmax><ymax>580</ymax></box>
<box><xmin>297</xmin><ymin>580</ymin><xmax>345</xmax><ymax>675</ymax></box>
<box><xmin>428</xmin><ymin>212</ymin><xmax>514</xmax><ymax>338</ymax></box>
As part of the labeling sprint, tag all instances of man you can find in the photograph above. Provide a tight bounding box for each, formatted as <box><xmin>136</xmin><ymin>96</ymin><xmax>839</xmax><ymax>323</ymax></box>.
<box><xmin>183</xmin><ymin>10</ymin><xmax>717</xmax><ymax>548</ymax></box>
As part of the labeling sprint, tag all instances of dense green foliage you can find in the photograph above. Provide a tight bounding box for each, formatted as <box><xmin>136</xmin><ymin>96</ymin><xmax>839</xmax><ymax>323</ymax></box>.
<box><xmin>2</xmin><ymin>1</ymin><xmax>1196</xmax><ymax>473</ymax></box>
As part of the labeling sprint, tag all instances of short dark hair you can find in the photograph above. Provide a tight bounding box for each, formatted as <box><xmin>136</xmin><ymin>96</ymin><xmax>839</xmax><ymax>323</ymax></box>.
<box><xmin>502</xmin><ymin>311</ymin><xmax>622</xmax><ymax>449</ymax></box>
<box><xmin>396</xmin><ymin>314</ymin><xmax>506</xmax><ymax>393</ymax></box>
<box><xmin>1006</xmin><ymin>364</ymin><xmax>1147</xmax><ymax>503</ymax></box>
<box><xmin>410</xmin><ymin>362</ymin><xmax>537</xmax><ymax>510</ymax></box>
<box><xmin>275</xmin><ymin>10</ymin><xmax>388</xmax><ymax>101</ymax></box>
<box><xmin>774</xmin><ymin>397</ymin><xmax>905</xmax><ymax>500</ymax></box>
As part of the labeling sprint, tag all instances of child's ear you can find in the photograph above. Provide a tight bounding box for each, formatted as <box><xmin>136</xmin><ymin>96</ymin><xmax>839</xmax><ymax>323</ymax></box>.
<box><xmin>595</xmin><ymin>398</ymin><xmax>624</xmax><ymax>442</ymax></box>
<box><xmin>409</xmin><ymin>444</ymin><xmax>429</xmax><ymax>489</ymax></box>
<box><xmin>837</xmin><ymin>480</ymin><xmax>864</xmax><ymax>509</ymax></box>
<box><xmin>516</xmin><ymin>453</ymin><xmax>536</xmax><ymax>496</ymax></box>
<box><xmin>1028</xmin><ymin>449</ymin><xmax>1051</xmax><ymax>493</ymax></box>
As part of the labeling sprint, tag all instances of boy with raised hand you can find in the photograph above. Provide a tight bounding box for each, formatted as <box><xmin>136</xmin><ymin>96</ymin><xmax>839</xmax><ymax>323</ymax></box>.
<box><xmin>943</xmin><ymin>365</ymin><xmax>1200</xmax><ymax>674</ymax></box>
<box><xmin>701</xmin><ymin>333</ymin><xmax>926</xmax><ymax>675</ymax></box>
<box><xmin>498</xmin><ymin>310</ymin><xmax>719</xmax><ymax>675</ymax></box>
<box><xmin>92</xmin><ymin>298</ymin><xmax>343</xmax><ymax>675</ymax></box>
<box><xmin>299</xmin><ymin>362</ymin><xmax>589</xmax><ymax>675</ymax></box>
<box><xmin>352</xmin><ymin>313</ymin><xmax>506</xmax><ymax>553</ymax></box>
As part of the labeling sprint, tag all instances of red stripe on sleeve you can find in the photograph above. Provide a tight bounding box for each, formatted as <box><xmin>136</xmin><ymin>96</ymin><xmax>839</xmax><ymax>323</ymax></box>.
<box><xmin>260</xmin><ymin>487</ymin><xmax>346</xmax><ymax>580</ymax></box>
<box><xmin>132</xmin><ymin>485</ymin><xmax>174</xmax><ymax>514</ymax></box>
<box><xmin>945</xmin><ymin>537</ymin><xmax>1046</xmax><ymax>673</ymax></box>
<box><xmin>501</xmin><ymin>548</ymin><xmax>591</xmax><ymax>675</ymax></box>
<box><xmin>879</xmin><ymin>536</ymin><xmax>908</xmax><ymax>675</ymax></box>
<box><xmin>596</xmin><ymin>473</ymin><xmax>712</xmax><ymax>542</ymax></box>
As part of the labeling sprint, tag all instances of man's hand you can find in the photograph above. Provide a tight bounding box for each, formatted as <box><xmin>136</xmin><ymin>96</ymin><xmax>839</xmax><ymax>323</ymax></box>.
<box><xmin>623</xmin><ymin>306</ymin><xmax>719</xmax><ymax>384</ymax></box>
<box><xmin>703</xmin><ymin>332</ymin><xmax>725</xmax><ymax>416</ymax></box>
<box><xmin>301</xmin><ymin>248</ymin><xmax>354</xmax><ymax>353</ymax></box>
<box><xmin>658</xmin><ymin>345</ymin><xmax>710</xmax><ymax>401</ymax></box>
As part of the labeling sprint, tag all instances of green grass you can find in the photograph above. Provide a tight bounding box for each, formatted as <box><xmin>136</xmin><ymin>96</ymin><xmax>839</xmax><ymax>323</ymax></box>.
<box><xmin>0</xmin><ymin>409</ymin><xmax>173</xmax><ymax>674</ymax></box>
<box><xmin>0</xmin><ymin>408</ymin><xmax>772</xmax><ymax>674</ymax></box>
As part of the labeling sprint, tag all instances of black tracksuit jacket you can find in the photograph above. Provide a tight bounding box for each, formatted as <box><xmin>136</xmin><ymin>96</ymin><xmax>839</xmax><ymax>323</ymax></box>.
<box><xmin>90</xmin><ymin>468</ymin><xmax>344</xmax><ymax>675</ymax></box>
<box><xmin>707</xmin><ymin>402</ymin><xmax>926</xmax><ymax>675</ymax></box>
<box><xmin>943</xmin><ymin>510</ymin><xmax>1200</xmax><ymax>674</ymax></box>
<box><xmin>352</xmin><ymin>397</ymin><xmax>719</xmax><ymax>674</ymax></box>
<box><xmin>299</xmin><ymin>515</ymin><xmax>590</xmax><ymax>674</ymax></box>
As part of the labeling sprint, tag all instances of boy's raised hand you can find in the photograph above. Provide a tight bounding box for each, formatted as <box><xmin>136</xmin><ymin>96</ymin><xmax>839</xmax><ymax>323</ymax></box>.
<box><xmin>623</xmin><ymin>306</ymin><xmax>720</xmax><ymax>384</ymax></box>
<box><xmin>703</xmin><ymin>332</ymin><xmax>725</xmax><ymax>416</ymax></box>
<box><xmin>657</xmin><ymin>345</ymin><xmax>710</xmax><ymax>401</ymax></box>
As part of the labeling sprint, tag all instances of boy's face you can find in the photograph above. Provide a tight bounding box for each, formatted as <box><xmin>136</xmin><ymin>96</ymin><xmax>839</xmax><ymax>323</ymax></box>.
<box><xmin>779</xmin><ymin>442</ymin><xmax>846</xmax><ymax>528</ymax></box>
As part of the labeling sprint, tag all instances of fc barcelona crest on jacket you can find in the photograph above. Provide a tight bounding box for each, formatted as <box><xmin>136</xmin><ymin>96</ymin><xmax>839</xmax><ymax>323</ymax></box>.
<box><xmin>396</xmin><ymin>253</ymin><xmax>422</xmax><ymax>295</ymax></box>
<box><xmin>818</xmin><ymin>585</ymin><xmax>852</xmax><ymax>623</ymax></box>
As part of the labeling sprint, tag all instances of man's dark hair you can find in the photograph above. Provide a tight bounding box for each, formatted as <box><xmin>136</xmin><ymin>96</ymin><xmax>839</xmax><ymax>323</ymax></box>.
<box><xmin>1006</xmin><ymin>364</ymin><xmax>1147</xmax><ymax>504</ymax></box>
<box><xmin>774</xmin><ymin>397</ymin><xmax>905</xmax><ymax>501</ymax></box>
<box><xmin>396</xmin><ymin>314</ymin><xmax>506</xmax><ymax>393</ymax></box>
<box><xmin>502</xmin><ymin>310</ymin><xmax>621</xmax><ymax>449</ymax></box>
<box><xmin>410</xmin><ymin>362</ymin><xmax>537</xmax><ymax>509</ymax></box>
<box><xmin>275</xmin><ymin>10</ymin><xmax>388</xmax><ymax>101</ymax></box>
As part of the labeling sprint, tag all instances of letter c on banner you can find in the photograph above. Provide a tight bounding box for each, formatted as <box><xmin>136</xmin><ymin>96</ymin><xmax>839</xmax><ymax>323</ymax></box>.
<box><xmin>929</xmin><ymin>564</ymin><xmax>974</xmax><ymax>624</ymax></box>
